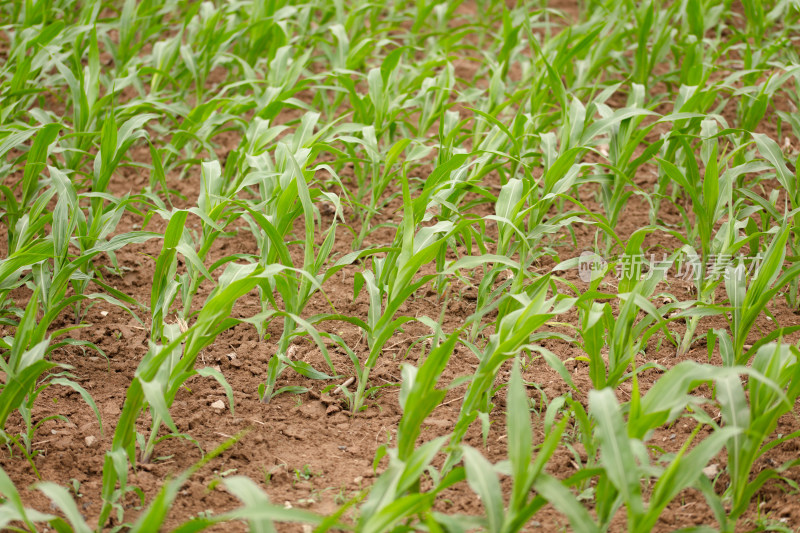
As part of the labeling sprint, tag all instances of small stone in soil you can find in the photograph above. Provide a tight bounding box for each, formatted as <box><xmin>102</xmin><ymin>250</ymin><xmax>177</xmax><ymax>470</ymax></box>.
<box><xmin>702</xmin><ymin>464</ymin><xmax>719</xmax><ymax>478</ymax></box>
<box><xmin>85</xmin><ymin>435</ymin><xmax>96</xmax><ymax>447</ymax></box>
<box><xmin>211</xmin><ymin>400</ymin><xmax>225</xmax><ymax>410</ymax></box>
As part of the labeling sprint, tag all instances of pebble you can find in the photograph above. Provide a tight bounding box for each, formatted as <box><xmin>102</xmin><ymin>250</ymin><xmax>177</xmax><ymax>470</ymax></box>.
<box><xmin>85</xmin><ymin>436</ymin><xmax>96</xmax><ymax>447</ymax></box>
<box><xmin>702</xmin><ymin>464</ymin><xmax>719</xmax><ymax>478</ymax></box>
<box><xmin>211</xmin><ymin>400</ymin><xmax>225</xmax><ymax>410</ymax></box>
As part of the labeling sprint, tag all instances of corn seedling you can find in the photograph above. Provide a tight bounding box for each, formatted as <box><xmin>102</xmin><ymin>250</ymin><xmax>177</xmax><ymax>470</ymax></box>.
<box><xmin>0</xmin><ymin>289</ymin><xmax>101</xmax><ymax>478</ymax></box>
<box><xmin>722</xmin><ymin>225</ymin><xmax>800</xmax><ymax>364</ymax></box>
<box><xmin>717</xmin><ymin>343</ymin><xmax>800</xmax><ymax>525</ymax></box>
<box><xmin>588</xmin><ymin>385</ymin><xmax>737</xmax><ymax>532</ymax></box>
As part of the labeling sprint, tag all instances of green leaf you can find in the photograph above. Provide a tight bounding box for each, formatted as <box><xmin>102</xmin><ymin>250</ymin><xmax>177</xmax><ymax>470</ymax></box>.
<box><xmin>588</xmin><ymin>388</ymin><xmax>643</xmax><ymax>518</ymax></box>
<box><xmin>462</xmin><ymin>446</ymin><xmax>504</xmax><ymax>532</ymax></box>
<box><xmin>507</xmin><ymin>357</ymin><xmax>532</xmax><ymax>513</ymax></box>
<box><xmin>643</xmin><ymin>427</ymin><xmax>739</xmax><ymax>531</ymax></box>
<box><xmin>35</xmin><ymin>482</ymin><xmax>92</xmax><ymax>533</ymax></box>
<box><xmin>49</xmin><ymin>376</ymin><xmax>103</xmax><ymax>436</ymax></box>
<box><xmin>533</xmin><ymin>474</ymin><xmax>600</xmax><ymax>533</ymax></box>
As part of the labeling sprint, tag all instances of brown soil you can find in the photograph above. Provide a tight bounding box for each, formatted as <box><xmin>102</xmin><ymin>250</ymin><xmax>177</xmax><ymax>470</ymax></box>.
<box><xmin>2</xmin><ymin>1</ymin><xmax>800</xmax><ymax>532</ymax></box>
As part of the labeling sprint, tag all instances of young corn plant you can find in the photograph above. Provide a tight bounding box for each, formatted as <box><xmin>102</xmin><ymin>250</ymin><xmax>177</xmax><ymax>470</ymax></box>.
<box><xmin>445</xmin><ymin>275</ymin><xmax>576</xmax><ymax>468</ymax></box>
<box><xmin>336</xmin><ymin>131</ymin><xmax>431</xmax><ymax>249</ymax></box>
<box><xmin>44</xmin><ymin>167</ymin><xmax>151</xmax><ymax>323</ymax></box>
<box><xmin>176</xmin><ymin>1</ymin><xmax>241</xmax><ymax>102</ymax></box>
<box><xmin>657</xmin><ymin>120</ymin><xmax>766</xmax><ymax>355</ymax></box>
<box><xmin>64</xmin><ymin>111</ymin><xmax>158</xmax><ymax>321</ymax></box>
<box><xmin>98</xmin><ymin>262</ymin><xmax>280</xmax><ymax>526</ymax></box>
<box><xmin>650</xmin><ymin>80</ymin><xmax>722</xmax><ymax>219</ymax></box>
<box><xmin>720</xmin><ymin>224</ymin><xmax>800</xmax><ymax>364</ymax></box>
<box><xmin>0</xmin><ymin>163</ymin><xmax>155</xmax><ymax>334</ymax></box>
<box><xmin>458</xmin><ymin>358</ymin><xmax>585</xmax><ymax>533</ymax></box>
<box><xmin>587</xmin><ymin>85</ymin><xmax>664</xmax><ymax>254</ymax></box>
<box><xmin>586</xmin><ymin>385</ymin><xmax>737</xmax><ymax>533</ymax></box>
<box><xmin>322</xmin><ymin>184</ymin><xmax>511</xmax><ymax>414</ymax></box>
<box><xmin>716</xmin><ymin>343</ymin><xmax>800</xmax><ymax>527</ymax></box>
<box><xmin>355</xmin><ymin>332</ymin><xmax>463</xmax><ymax>532</ymax></box>
<box><xmin>672</xmin><ymin>0</ymin><xmax>725</xmax><ymax>88</ymax></box>
<box><xmin>339</xmin><ymin>218</ymin><xmax>467</xmax><ymax>413</ymax></box>
<box><xmin>175</xmin><ymin>160</ymin><xmax>244</xmax><ymax>321</ymax></box>
<box><xmin>581</xmin><ymin>230</ymin><xmax>678</xmax><ymax>389</ymax></box>
<box><xmin>1</xmin><ymin>124</ymin><xmax>60</xmax><ymax>255</ymax></box>
<box><xmin>731</xmin><ymin>62</ymin><xmax>799</xmax><ymax>140</ymax></box>
<box><xmin>563</xmin><ymin>358</ymin><xmax>754</xmax><ymax>530</ymax></box>
<box><xmin>625</xmin><ymin>1</ymin><xmax>677</xmax><ymax>90</ymax></box>
<box><xmin>450</xmin><ymin>135</ymin><xmax>592</xmax><ymax>338</ymax></box>
<box><xmin>465</xmin><ymin>177</ymin><xmax>528</xmax><ymax>341</ymax></box>
<box><xmin>249</xmin><ymin>45</ymin><xmax>313</xmax><ymax>124</ymax></box>
<box><xmin>150</xmin><ymin>210</ymin><xmax>189</xmax><ymax>343</ymax></box>
<box><xmin>0</xmin><ymin>9</ymin><xmax>80</xmax><ymax>125</ymax></box>
<box><xmin>419</xmin><ymin>127</ymin><xmax>509</xmax><ymax>230</ymax></box>
<box><xmin>747</xmin><ymin>132</ymin><xmax>800</xmax><ymax>310</ymax></box>
<box><xmin>0</xmin><ymin>289</ymin><xmax>101</xmax><ymax>478</ymax></box>
<box><xmin>408</xmin><ymin>61</ymin><xmax>455</xmax><ymax>138</ymax></box>
<box><xmin>341</xmin><ymin>164</ymin><xmax>530</xmax><ymax>413</ymax></box>
<box><xmin>239</xmin><ymin>139</ymin><xmax>345</xmax><ymax>403</ymax></box>
<box><xmin>51</xmin><ymin>26</ymin><xmax>109</xmax><ymax>176</ymax></box>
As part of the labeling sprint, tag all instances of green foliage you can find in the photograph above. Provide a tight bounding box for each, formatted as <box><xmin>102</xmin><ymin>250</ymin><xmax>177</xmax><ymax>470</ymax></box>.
<box><xmin>1</xmin><ymin>0</ymin><xmax>799</xmax><ymax>530</ymax></box>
